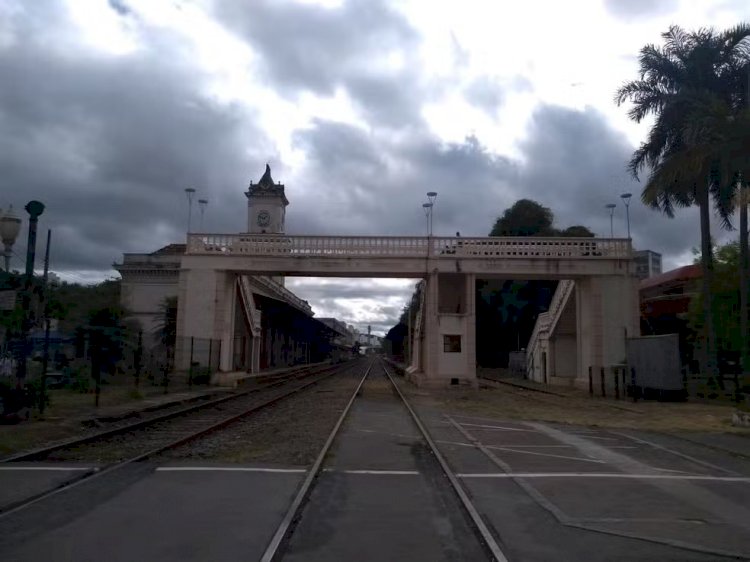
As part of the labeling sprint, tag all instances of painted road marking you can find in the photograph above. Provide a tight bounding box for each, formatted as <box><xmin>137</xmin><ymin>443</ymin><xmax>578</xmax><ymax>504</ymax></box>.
<box><xmin>436</xmin><ymin>440</ymin><xmax>636</xmax><ymax>450</ymax></box>
<box><xmin>451</xmin><ymin>413</ymin><xmax>538</xmax><ymax>425</ymax></box>
<box><xmin>459</xmin><ymin>423</ymin><xmax>539</xmax><ymax>432</ymax></box>
<box><xmin>485</xmin><ymin>446</ymin><xmax>605</xmax><ymax>463</ymax></box>
<box><xmin>354</xmin><ymin>428</ymin><xmax>421</xmax><ymax>440</ymax></box>
<box><xmin>456</xmin><ymin>472</ymin><xmax>750</xmax><ymax>482</ymax></box>
<box><xmin>0</xmin><ymin>466</ymin><xmax>94</xmax><ymax>471</ymax></box>
<box><xmin>156</xmin><ymin>467</ymin><xmax>307</xmax><ymax>473</ymax></box>
<box><xmin>610</xmin><ymin>431</ymin><xmax>740</xmax><ymax>476</ymax></box>
<box><xmin>324</xmin><ymin>469</ymin><xmax>420</xmax><ymax>475</ymax></box>
<box><xmin>435</xmin><ymin>439</ymin><xmax>604</xmax><ymax>463</ymax></box>
<box><xmin>155</xmin><ymin>467</ymin><xmax>421</xmax><ymax>476</ymax></box>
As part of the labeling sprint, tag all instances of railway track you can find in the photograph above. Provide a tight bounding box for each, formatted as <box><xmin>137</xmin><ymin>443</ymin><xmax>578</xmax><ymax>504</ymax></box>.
<box><xmin>0</xmin><ymin>361</ymin><xmax>353</xmax><ymax>516</ymax></box>
<box><xmin>260</xmin><ymin>358</ymin><xmax>509</xmax><ymax>562</ymax></box>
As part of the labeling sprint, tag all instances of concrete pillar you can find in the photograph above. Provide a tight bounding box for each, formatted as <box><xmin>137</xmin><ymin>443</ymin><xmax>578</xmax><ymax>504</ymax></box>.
<box><xmin>576</xmin><ymin>275</ymin><xmax>639</xmax><ymax>388</ymax></box>
<box><xmin>175</xmin><ymin>268</ymin><xmax>236</xmax><ymax>372</ymax></box>
<box><xmin>422</xmin><ymin>271</ymin><xmax>440</xmax><ymax>381</ymax></box>
<box><xmin>416</xmin><ymin>271</ymin><xmax>477</xmax><ymax>387</ymax></box>
<box><xmin>251</xmin><ymin>336</ymin><xmax>260</xmax><ymax>373</ymax></box>
<box><xmin>464</xmin><ymin>273</ymin><xmax>477</xmax><ymax>380</ymax></box>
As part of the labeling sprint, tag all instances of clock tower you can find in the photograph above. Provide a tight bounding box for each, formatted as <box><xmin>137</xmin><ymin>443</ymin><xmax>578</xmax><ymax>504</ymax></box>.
<box><xmin>246</xmin><ymin>164</ymin><xmax>289</xmax><ymax>234</ymax></box>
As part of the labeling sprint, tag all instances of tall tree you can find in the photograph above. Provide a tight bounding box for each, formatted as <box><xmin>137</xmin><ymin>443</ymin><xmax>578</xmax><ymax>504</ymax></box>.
<box><xmin>616</xmin><ymin>24</ymin><xmax>750</xmax><ymax>378</ymax></box>
<box><xmin>489</xmin><ymin>199</ymin><xmax>554</xmax><ymax>236</ymax></box>
<box><xmin>560</xmin><ymin>225</ymin><xmax>595</xmax><ymax>237</ymax></box>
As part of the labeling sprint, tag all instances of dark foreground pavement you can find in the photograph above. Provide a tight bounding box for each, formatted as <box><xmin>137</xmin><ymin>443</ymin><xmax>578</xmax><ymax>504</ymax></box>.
<box><xmin>1</xmin><ymin>377</ymin><xmax>750</xmax><ymax>561</ymax></box>
<box><xmin>280</xmin><ymin>370</ymin><xmax>489</xmax><ymax>561</ymax></box>
<box><xmin>415</xmin><ymin>406</ymin><xmax>750</xmax><ymax>562</ymax></box>
<box><xmin>0</xmin><ymin>464</ymin><xmax>305</xmax><ymax>562</ymax></box>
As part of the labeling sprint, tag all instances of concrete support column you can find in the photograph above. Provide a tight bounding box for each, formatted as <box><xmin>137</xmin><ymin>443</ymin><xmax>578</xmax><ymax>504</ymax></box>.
<box><xmin>175</xmin><ymin>268</ymin><xmax>236</xmax><ymax>372</ymax></box>
<box><xmin>576</xmin><ymin>275</ymin><xmax>639</xmax><ymax>387</ymax></box>
<box><xmin>417</xmin><ymin>271</ymin><xmax>476</xmax><ymax>386</ymax></box>
<box><xmin>251</xmin><ymin>336</ymin><xmax>260</xmax><ymax>373</ymax></box>
<box><xmin>464</xmin><ymin>273</ymin><xmax>476</xmax><ymax>379</ymax></box>
<box><xmin>273</xmin><ymin>329</ymin><xmax>282</xmax><ymax>367</ymax></box>
<box><xmin>422</xmin><ymin>271</ymin><xmax>440</xmax><ymax>380</ymax></box>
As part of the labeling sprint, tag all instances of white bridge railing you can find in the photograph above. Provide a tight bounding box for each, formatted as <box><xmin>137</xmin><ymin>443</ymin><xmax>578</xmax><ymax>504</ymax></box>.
<box><xmin>187</xmin><ymin>234</ymin><xmax>631</xmax><ymax>260</ymax></box>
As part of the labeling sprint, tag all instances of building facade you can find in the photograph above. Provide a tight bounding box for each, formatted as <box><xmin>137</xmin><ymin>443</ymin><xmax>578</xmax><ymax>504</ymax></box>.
<box><xmin>115</xmin><ymin>166</ymin><xmax>349</xmax><ymax>378</ymax></box>
<box><xmin>634</xmin><ymin>250</ymin><xmax>662</xmax><ymax>279</ymax></box>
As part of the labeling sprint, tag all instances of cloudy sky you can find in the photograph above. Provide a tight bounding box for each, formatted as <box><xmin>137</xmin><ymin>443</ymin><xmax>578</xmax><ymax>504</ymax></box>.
<box><xmin>1</xmin><ymin>0</ymin><xmax>748</xmax><ymax>334</ymax></box>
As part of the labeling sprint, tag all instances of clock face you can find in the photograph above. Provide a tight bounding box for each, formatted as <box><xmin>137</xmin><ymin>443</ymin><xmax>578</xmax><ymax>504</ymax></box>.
<box><xmin>257</xmin><ymin>210</ymin><xmax>271</xmax><ymax>227</ymax></box>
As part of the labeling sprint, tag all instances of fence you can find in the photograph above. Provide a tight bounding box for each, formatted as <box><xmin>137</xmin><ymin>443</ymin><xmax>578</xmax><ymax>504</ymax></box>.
<box><xmin>588</xmin><ymin>365</ymin><xmax>632</xmax><ymax>401</ymax></box>
<box><xmin>173</xmin><ymin>336</ymin><xmax>222</xmax><ymax>384</ymax></box>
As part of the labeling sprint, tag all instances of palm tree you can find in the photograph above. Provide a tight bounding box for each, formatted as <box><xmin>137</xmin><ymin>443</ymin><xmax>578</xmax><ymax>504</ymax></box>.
<box><xmin>616</xmin><ymin>25</ymin><xmax>750</xmax><ymax>379</ymax></box>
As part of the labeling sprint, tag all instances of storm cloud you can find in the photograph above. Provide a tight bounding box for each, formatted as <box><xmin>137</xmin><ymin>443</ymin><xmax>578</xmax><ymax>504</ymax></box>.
<box><xmin>1</xmin><ymin>0</ymin><xmax>744</xmax><ymax>331</ymax></box>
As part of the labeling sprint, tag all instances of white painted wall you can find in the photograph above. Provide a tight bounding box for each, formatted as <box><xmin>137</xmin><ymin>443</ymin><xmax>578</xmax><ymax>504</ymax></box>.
<box><xmin>552</xmin><ymin>335</ymin><xmax>577</xmax><ymax>378</ymax></box>
<box><xmin>438</xmin><ymin>314</ymin><xmax>467</xmax><ymax>377</ymax></box>
<box><xmin>121</xmin><ymin>279</ymin><xmax>178</xmax><ymax>335</ymax></box>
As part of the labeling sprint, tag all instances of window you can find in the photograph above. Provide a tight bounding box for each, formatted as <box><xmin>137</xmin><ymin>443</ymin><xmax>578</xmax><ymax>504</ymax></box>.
<box><xmin>443</xmin><ymin>335</ymin><xmax>461</xmax><ymax>353</ymax></box>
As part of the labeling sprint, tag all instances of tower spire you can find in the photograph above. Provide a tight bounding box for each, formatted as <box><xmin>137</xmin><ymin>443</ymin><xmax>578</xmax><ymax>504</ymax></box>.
<box><xmin>258</xmin><ymin>163</ymin><xmax>274</xmax><ymax>187</ymax></box>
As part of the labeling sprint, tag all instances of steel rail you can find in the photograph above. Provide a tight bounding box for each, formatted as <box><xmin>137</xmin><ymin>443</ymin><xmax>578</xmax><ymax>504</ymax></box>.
<box><xmin>259</xmin><ymin>359</ymin><xmax>375</xmax><ymax>562</ymax></box>
<box><xmin>380</xmin><ymin>361</ymin><xmax>510</xmax><ymax>562</ymax></box>
<box><xmin>0</xmin><ymin>362</ymin><xmax>353</xmax><ymax>518</ymax></box>
<box><xmin>2</xmin><ymin>362</ymin><xmax>338</xmax><ymax>463</ymax></box>
<box><xmin>261</xmin><ymin>359</ymin><xmax>509</xmax><ymax>562</ymax></box>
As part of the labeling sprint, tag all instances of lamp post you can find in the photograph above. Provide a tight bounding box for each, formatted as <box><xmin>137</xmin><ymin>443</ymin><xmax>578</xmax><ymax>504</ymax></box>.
<box><xmin>23</xmin><ymin>201</ymin><xmax>45</xmax><ymax>279</ymax></box>
<box><xmin>0</xmin><ymin>206</ymin><xmax>21</xmax><ymax>272</ymax></box>
<box><xmin>426</xmin><ymin>191</ymin><xmax>437</xmax><ymax>236</ymax></box>
<box><xmin>620</xmin><ymin>192</ymin><xmax>632</xmax><ymax>239</ymax></box>
<box><xmin>198</xmin><ymin>199</ymin><xmax>208</xmax><ymax>231</ymax></box>
<box><xmin>422</xmin><ymin>203</ymin><xmax>433</xmax><ymax>236</ymax></box>
<box><xmin>185</xmin><ymin>188</ymin><xmax>196</xmax><ymax>233</ymax></box>
<box><xmin>17</xmin><ymin>200</ymin><xmax>45</xmax><ymax>384</ymax></box>
<box><xmin>605</xmin><ymin>203</ymin><xmax>616</xmax><ymax>238</ymax></box>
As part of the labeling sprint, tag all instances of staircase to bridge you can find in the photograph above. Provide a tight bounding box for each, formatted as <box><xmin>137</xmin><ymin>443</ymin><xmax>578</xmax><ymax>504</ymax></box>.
<box><xmin>526</xmin><ymin>279</ymin><xmax>576</xmax><ymax>386</ymax></box>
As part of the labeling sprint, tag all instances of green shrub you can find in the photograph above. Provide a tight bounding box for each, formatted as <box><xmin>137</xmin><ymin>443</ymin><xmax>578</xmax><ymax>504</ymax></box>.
<box><xmin>190</xmin><ymin>366</ymin><xmax>211</xmax><ymax>385</ymax></box>
<box><xmin>66</xmin><ymin>364</ymin><xmax>92</xmax><ymax>393</ymax></box>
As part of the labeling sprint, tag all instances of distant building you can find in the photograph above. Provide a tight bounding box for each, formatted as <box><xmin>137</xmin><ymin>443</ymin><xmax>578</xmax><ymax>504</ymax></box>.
<box><xmin>114</xmin><ymin>165</ymin><xmax>353</xmax><ymax>374</ymax></box>
<box><xmin>317</xmin><ymin>318</ymin><xmax>355</xmax><ymax>347</ymax></box>
<box><xmin>357</xmin><ymin>332</ymin><xmax>382</xmax><ymax>347</ymax></box>
<box><xmin>633</xmin><ymin>250</ymin><xmax>662</xmax><ymax>279</ymax></box>
<box><xmin>639</xmin><ymin>264</ymin><xmax>701</xmax><ymax>368</ymax></box>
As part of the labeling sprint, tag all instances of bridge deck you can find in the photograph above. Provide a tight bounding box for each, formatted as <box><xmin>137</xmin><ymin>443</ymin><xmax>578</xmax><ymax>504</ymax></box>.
<box><xmin>183</xmin><ymin>234</ymin><xmax>633</xmax><ymax>278</ymax></box>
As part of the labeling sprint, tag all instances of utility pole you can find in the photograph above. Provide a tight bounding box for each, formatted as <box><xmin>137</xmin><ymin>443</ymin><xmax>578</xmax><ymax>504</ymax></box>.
<box><xmin>739</xmin><ymin>66</ymin><xmax>750</xmax><ymax>379</ymax></box>
<box><xmin>39</xmin><ymin>229</ymin><xmax>51</xmax><ymax>415</ymax></box>
<box><xmin>17</xmin><ymin>201</ymin><xmax>44</xmax><ymax>385</ymax></box>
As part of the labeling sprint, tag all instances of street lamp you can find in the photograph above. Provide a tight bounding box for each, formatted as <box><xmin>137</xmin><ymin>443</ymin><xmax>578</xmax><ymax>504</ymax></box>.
<box><xmin>426</xmin><ymin>191</ymin><xmax>437</xmax><ymax>236</ymax></box>
<box><xmin>17</xmin><ymin>200</ymin><xmax>45</xmax><ymax>384</ymax></box>
<box><xmin>0</xmin><ymin>206</ymin><xmax>21</xmax><ymax>272</ymax></box>
<box><xmin>422</xmin><ymin>202</ymin><xmax>433</xmax><ymax>236</ymax></box>
<box><xmin>185</xmin><ymin>188</ymin><xmax>196</xmax><ymax>233</ymax></box>
<box><xmin>198</xmin><ymin>199</ymin><xmax>208</xmax><ymax>231</ymax></box>
<box><xmin>605</xmin><ymin>203</ymin><xmax>617</xmax><ymax>238</ymax></box>
<box><xmin>23</xmin><ymin>201</ymin><xmax>45</xmax><ymax>278</ymax></box>
<box><xmin>620</xmin><ymin>192</ymin><xmax>632</xmax><ymax>239</ymax></box>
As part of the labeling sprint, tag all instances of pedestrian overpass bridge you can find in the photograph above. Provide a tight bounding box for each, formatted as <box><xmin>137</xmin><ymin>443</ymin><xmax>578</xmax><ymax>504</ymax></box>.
<box><xmin>176</xmin><ymin>233</ymin><xmax>638</xmax><ymax>388</ymax></box>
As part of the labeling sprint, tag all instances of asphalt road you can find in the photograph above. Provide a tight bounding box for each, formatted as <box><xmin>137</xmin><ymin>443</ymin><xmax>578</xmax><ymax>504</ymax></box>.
<box><xmin>1</xmin><ymin>380</ymin><xmax>749</xmax><ymax>561</ymax></box>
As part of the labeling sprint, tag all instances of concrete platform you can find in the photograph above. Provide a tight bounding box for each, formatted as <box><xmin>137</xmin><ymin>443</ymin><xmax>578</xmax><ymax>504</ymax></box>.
<box><xmin>0</xmin><ymin>464</ymin><xmax>97</xmax><ymax>512</ymax></box>
<box><xmin>0</xmin><ymin>463</ymin><xmax>305</xmax><ymax>562</ymax></box>
<box><xmin>416</xmin><ymin>407</ymin><xmax>750</xmax><ymax>561</ymax></box>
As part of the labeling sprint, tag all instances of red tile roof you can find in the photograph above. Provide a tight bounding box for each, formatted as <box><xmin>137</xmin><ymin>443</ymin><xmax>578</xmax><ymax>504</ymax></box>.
<box><xmin>639</xmin><ymin>264</ymin><xmax>701</xmax><ymax>292</ymax></box>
